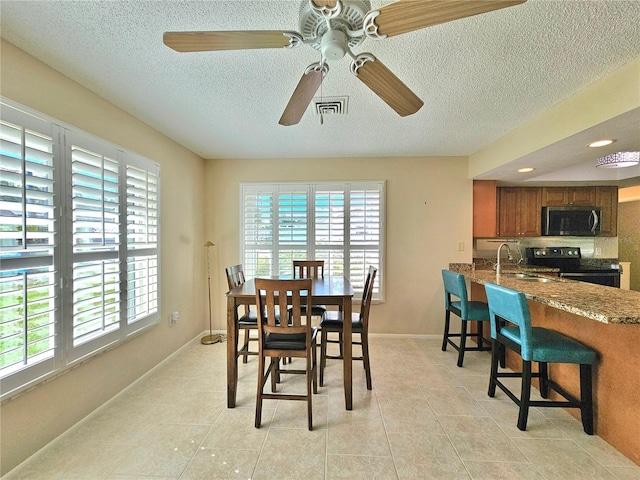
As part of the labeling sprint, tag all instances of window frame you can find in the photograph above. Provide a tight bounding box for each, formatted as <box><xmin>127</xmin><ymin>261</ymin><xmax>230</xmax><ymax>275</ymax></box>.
<box><xmin>239</xmin><ymin>181</ymin><xmax>385</xmax><ymax>301</ymax></box>
<box><xmin>0</xmin><ymin>98</ymin><xmax>161</xmax><ymax>400</ymax></box>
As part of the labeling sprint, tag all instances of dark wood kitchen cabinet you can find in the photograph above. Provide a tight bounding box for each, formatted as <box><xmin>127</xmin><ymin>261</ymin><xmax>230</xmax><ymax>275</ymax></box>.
<box><xmin>542</xmin><ymin>187</ymin><xmax>596</xmax><ymax>206</ymax></box>
<box><xmin>596</xmin><ymin>186</ymin><xmax>618</xmax><ymax>236</ymax></box>
<box><xmin>497</xmin><ymin>187</ymin><xmax>542</xmax><ymax>237</ymax></box>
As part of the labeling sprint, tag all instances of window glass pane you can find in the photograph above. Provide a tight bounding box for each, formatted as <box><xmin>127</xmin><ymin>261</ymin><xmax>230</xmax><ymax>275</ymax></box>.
<box><xmin>350</xmin><ymin>189</ymin><xmax>380</xmax><ymax>245</ymax></box>
<box><xmin>315</xmin><ymin>190</ymin><xmax>344</xmax><ymax>245</ymax></box>
<box><xmin>127</xmin><ymin>255</ymin><xmax>158</xmax><ymax>323</ymax></box>
<box><xmin>127</xmin><ymin>166</ymin><xmax>158</xmax><ymax>250</ymax></box>
<box><xmin>278</xmin><ymin>190</ymin><xmax>307</xmax><ymax>246</ymax></box>
<box><xmin>71</xmin><ymin>146</ymin><xmax>120</xmax><ymax>252</ymax></box>
<box><xmin>72</xmin><ymin>260</ymin><xmax>120</xmax><ymax>346</ymax></box>
<box><xmin>0</xmin><ymin>267</ymin><xmax>55</xmax><ymax>377</ymax></box>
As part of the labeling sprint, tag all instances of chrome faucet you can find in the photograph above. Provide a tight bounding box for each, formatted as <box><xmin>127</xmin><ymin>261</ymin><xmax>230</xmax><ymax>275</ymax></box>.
<box><xmin>496</xmin><ymin>242</ymin><xmax>513</xmax><ymax>275</ymax></box>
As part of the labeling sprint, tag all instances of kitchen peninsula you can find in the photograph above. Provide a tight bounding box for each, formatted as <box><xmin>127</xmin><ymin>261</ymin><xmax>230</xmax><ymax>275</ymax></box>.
<box><xmin>449</xmin><ymin>265</ymin><xmax>640</xmax><ymax>466</ymax></box>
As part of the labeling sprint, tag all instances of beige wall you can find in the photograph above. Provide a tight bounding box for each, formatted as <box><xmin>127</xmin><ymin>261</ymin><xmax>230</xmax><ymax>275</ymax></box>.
<box><xmin>1</xmin><ymin>40</ymin><xmax>208</xmax><ymax>474</ymax></box>
<box><xmin>205</xmin><ymin>156</ymin><xmax>474</xmax><ymax>336</ymax></box>
<box><xmin>469</xmin><ymin>55</ymin><xmax>640</xmax><ymax>177</ymax></box>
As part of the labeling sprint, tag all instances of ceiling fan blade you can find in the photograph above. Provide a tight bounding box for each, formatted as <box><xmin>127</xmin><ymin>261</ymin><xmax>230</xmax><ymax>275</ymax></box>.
<box><xmin>367</xmin><ymin>0</ymin><xmax>526</xmax><ymax>38</ymax></box>
<box><xmin>311</xmin><ymin>0</ymin><xmax>339</xmax><ymax>7</ymax></box>
<box><xmin>351</xmin><ymin>54</ymin><xmax>423</xmax><ymax>117</ymax></box>
<box><xmin>279</xmin><ymin>63</ymin><xmax>328</xmax><ymax>126</ymax></box>
<box><xmin>163</xmin><ymin>30</ymin><xmax>300</xmax><ymax>52</ymax></box>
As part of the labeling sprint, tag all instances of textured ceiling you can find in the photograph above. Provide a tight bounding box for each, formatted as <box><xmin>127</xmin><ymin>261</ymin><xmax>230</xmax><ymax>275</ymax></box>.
<box><xmin>1</xmin><ymin>0</ymin><xmax>639</xmax><ymax>182</ymax></box>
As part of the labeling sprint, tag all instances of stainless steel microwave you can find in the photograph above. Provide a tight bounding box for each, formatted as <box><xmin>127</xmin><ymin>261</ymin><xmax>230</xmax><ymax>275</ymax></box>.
<box><xmin>542</xmin><ymin>206</ymin><xmax>601</xmax><ymax>236</ymax></box>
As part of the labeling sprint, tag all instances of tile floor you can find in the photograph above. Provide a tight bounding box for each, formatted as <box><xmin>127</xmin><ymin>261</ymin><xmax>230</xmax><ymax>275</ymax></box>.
<box><xmin>5</xmin><ymin>336</ymin><xmax>640</xmax><ymax>479</ymax></box>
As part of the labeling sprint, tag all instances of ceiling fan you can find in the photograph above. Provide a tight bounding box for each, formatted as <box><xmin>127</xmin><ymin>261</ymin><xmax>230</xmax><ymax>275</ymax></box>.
<box><xmin>164</xmin><ymin>0</ymin><xmax>526</xmax><ymax>126</ymax></box>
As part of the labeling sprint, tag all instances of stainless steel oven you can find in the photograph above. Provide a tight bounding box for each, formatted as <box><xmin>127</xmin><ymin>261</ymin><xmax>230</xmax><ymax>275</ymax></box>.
<box><xmin>525</xmin><ymin>247</ymin><xmax>621</xmax><ymax>288</ymax></box>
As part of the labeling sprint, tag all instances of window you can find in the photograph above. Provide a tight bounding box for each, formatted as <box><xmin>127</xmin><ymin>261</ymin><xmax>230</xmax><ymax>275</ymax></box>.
<box><xmin>240</xmin><ymin>182</ymin><xmax>384</xmax><ymax>299</ymax></box>
<box><xmin>0</xmin><ymin>99</ymin><xmax>160</xmax><ymax>399</ymax></box>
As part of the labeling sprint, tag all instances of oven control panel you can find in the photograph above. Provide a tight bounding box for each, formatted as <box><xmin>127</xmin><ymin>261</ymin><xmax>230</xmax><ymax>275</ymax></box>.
<box><xmin>528</xmin><ymin>247</ymin><xmax>581</xmax><ymax>258</ymax></box>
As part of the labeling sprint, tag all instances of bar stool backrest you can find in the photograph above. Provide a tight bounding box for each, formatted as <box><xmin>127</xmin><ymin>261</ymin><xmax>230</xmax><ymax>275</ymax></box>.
<box><xmin>441</xmin><ymin>270</ymin><xmax>471</xmax><ymax>318</ymax></box>
<box><xmin>484</xmin><ymin>283</ymin><xmax>533</xmax><ymax>361</ymax></box>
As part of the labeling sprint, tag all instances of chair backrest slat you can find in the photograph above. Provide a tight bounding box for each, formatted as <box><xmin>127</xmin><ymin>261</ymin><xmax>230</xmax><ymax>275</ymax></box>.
<box><xmin>255</xmin><ymin>278</ymin><xmax>313</xmax><ymax>334</ymax></box>
<box><xmin>293</xmin><ymin>260</ymin><xmax>324</xmax><ymax>279</ymax></box>
<box><xmin>225</xmin><ymin>264</ymin><xmax>246</xmax><ymax>290</ymax></box>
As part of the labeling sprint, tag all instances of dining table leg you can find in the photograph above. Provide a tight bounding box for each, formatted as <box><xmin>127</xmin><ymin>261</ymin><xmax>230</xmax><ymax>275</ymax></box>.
<box><xmin>226</xmin><ymin>296</ymin><xmax>238</xmax><ymax>408</ymax></box>
<box><xmin>342</xmin><ymin>295</ymin><xmax>353</xmax><ymax>410</ymax></box>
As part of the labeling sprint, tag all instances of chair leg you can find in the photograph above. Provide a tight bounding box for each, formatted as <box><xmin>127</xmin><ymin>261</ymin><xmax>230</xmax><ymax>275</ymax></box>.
<box><xmin>457</xmin><ymin>320</ymin><xmax>468</xmax><ymax>367</ymax></box>
<box><xmin>255</xmin><ymin>352</ymin><xmax>266</xmax><ymax>428</ymax></box>
<box><xmin>270</xmin><ymin>358</ymin><xmax>279</xmax><ymax>393</ymax></box>
<box><xmin>442</xmin><ymin>310</ymin><xmax>451</xmax><ymax>351</ymax></box>
<box><xmin>307</xmin><ymin>352</ymin><xmax>313</xmax><ymax>431</ymax></box>
<box><xmin>319</xmin><ymin>329</ymin><xmax>327</xmax><ymax>387</ymax></box>
<box><xmin>242</xmin><ymin>329</ymin><xmax>250</xmax><ymax>363</ymax></box>
<box><xmin>517</xmin><ymin>360</ymin><xmax>532</xmax><ymax>431</ymax></box>
<box><xmin>539</xmin><ymin>362</ymin><xmax>549</xmax><ymax>398</ymax></box>
<box><xmin>488</xmin><ymin>340</ymin><xmax>499</xmax><ymax>397</ymax></box>
<box><xmin>580</xmin><ymin>363</ymin><xmax>594</xmax><ymax>435</ymax></box>
<box><xmin>312</xmin><ymin>338</ymin><xmax>318</xmax><ymax>394</ymax></box>
<box><xmin>362</xmin><ymin>332</ymin><xmax>372</xmax><ymax>390</ymax></box>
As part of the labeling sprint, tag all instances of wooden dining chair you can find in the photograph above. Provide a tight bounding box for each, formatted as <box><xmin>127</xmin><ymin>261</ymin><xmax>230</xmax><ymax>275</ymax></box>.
<box><xmin>319</xmin><ymin>265</ymin><xmax>377</xmax><ymax>390</ymax></box>
<box><xmin>254</xmin><ymin>278</ymin><xmax>318</xmax><ymax>430</ymax></box>
<box><xmin>292</xmin><ymin>260</ymin><xmax>327</xmax><ymax>317</ymax></box>
<box><xmin>225</xmin><ymin>264</ymin><xmax>258</xmax><ymax>364</ymax></box>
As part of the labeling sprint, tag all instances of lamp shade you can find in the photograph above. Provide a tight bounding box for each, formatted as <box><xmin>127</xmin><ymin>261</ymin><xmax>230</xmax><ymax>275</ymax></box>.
<box><xmin>595</xmin><ymin>151</ymin><xmax>640</xmax><ymax>168</ymax></box>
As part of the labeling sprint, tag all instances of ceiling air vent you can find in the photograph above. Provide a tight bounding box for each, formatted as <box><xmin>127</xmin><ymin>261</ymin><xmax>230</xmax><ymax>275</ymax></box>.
<box><xmin>313</xmin><ymin>96</ymin><xmax>348</xmax><ymax>115</ymax></box>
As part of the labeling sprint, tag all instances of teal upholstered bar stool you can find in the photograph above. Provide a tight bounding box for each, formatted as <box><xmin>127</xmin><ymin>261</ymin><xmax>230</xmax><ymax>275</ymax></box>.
<box><xmin>484</xmin><ymin>282</ymin><xmax>597</xmax><ymax>434</ymax></box>
<box><xmin>441</xmin><ymin>270</ymin><xmax>492</xmax><ymax>367</ymax></box>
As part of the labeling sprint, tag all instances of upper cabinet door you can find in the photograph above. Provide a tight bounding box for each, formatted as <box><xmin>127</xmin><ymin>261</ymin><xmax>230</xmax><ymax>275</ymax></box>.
<box><xmin>596</xmin><ymin>186</ymin><xmax>618</xmax><ymax>236</ymax></box>
<box><xmin>542</xmin><ymin>187</ymin><xmax>596</xmax><ymax>206</ymax></box>
<box><xmin>498</xmin><ymin>187</ymin><xmax>541</xmax><ymax>237</ymax></box>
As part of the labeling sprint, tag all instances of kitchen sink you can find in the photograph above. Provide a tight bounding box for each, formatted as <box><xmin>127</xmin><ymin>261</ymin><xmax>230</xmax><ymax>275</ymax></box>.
<box><xmin>500</xmin><ymin>273</ymin><xmax>558</xmax><ymax>283</ymax></box>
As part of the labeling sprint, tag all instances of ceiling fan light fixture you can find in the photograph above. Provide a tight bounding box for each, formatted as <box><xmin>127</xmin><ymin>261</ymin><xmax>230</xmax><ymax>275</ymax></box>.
<box><xmin>588</xmin><ymin>139</ymin><xmax>615</xmax><ymax>148</ymax></box>
<box><xmin>595</xmin><ymin>151</ymin><xmax>640</xmax><ymax>168</ymax></box>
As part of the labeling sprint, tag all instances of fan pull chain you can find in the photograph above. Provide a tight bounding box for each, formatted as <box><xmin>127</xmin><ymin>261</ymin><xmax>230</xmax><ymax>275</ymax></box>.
<box><xmin>319</xmin><ymin>53</ymin><xmax>324</xmax><ymax>126</ymax></box>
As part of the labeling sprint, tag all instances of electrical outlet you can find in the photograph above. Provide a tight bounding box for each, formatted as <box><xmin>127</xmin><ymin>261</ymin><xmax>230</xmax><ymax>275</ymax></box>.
<box><xmin>170</xmin><ymin>311</ymin><xmax>179</xmax><ymax>325</ymax></box>
<box><xmin>458</xmin><ymin>242</ymin><xmax>465</xmax><ymax>251</ymax></box>
<box><xmin>595</xmin><ymin>247</ymin><xmax>602</xmax><ymax>256</ymax></box>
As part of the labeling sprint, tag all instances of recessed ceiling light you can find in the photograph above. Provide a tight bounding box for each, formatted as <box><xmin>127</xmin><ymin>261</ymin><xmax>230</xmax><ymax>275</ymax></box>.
<box><xmin>588</xmin><ymin>139</ymin><xmax>616</xmax><ymax>148</ymax></box>
<box><xmin>518</xmin><ymin>167</ymin><xmax>535</xmax><ymax>173</ymax></box>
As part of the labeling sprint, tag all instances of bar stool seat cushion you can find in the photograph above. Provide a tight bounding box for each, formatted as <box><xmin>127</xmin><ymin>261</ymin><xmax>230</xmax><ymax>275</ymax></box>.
<box><xmin>501</xmin><ymin>326</ymin><xmax>597</xmax><ymax>365</ymax></box>
<box><xmin>264</xmin><ymin>327</ymin><xmax>318</xmax><ymax>351</ymax></box>
<box><xmin>320</xmin><ymin>311</ymin><xmax>362</xmax><ymax>330</ymax></box>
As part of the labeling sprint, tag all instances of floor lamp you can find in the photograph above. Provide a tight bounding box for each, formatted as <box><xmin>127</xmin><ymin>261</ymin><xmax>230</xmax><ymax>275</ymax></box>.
<box><xmin>201</xmin><ymin>241</ymin><xmax>221</xmax><ymax>345</ymax></box>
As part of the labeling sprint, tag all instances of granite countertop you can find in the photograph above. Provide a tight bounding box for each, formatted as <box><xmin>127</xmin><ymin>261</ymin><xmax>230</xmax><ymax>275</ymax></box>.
<box><xmin>448</xmin><ymin>264</ymin><xmax>640</xmax><ymax>325</ymax></box>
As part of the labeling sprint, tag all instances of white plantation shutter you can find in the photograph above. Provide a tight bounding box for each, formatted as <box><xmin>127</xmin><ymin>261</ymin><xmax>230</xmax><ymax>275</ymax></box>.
<box><xmin>0</xmin><ymin>99</ymin><xmax>160</xmax><ymax>399</ymax></box>
<box><xmin>277</xmin><ymin>186</ymin><xmax>308</xmax><ymax>276</ymax></box>
<box><xmin>240</xmin><ymin>182</ymin><xmax>384</xmax><ymax>300</ymax></box>
<box><xmin>349</xmin><ymin>186</ymin><xmax>381</xmax><ymax>295</ymax></box>
<box><xmin>315</xmin><ymin>187</ymin><xmax>345</xmax><ymax>276</ymax></box>
<box><xmin>126</xmin><ymin>160</ymin><xmax>159</xmax><ymax>328</ymax></box>
<box><xmin>67</xmin><ymin>133</ymin><xmax>122</xmax><ymax>359</ymax></box>
<box><xmin>0</xmin><ymin>108</ymin><xmax>58</xmax><ymax>393</ymax></box>
<box><xmin>242</xmin><ymin>187</ymin><xmax>274</xmax><ymax>277</ymax></box>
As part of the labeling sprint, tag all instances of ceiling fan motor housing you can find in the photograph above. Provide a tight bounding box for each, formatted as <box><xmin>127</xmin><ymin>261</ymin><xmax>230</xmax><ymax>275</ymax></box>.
<box><xmin>300</xmin><ymin>0</ymin><xmax>370</xmax><ymax>57</ymax></box>
<box><xmin>321</xmin><ymin>30</ymin><xmax>349</xmax><ymax>60</ymax></box>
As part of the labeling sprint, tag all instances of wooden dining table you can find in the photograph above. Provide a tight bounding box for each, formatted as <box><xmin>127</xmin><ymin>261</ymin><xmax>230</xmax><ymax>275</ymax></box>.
<box><xmin>226</xmin><ymin>275</ymin><xmax>355</xmax><ymax>409</ymax></box>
